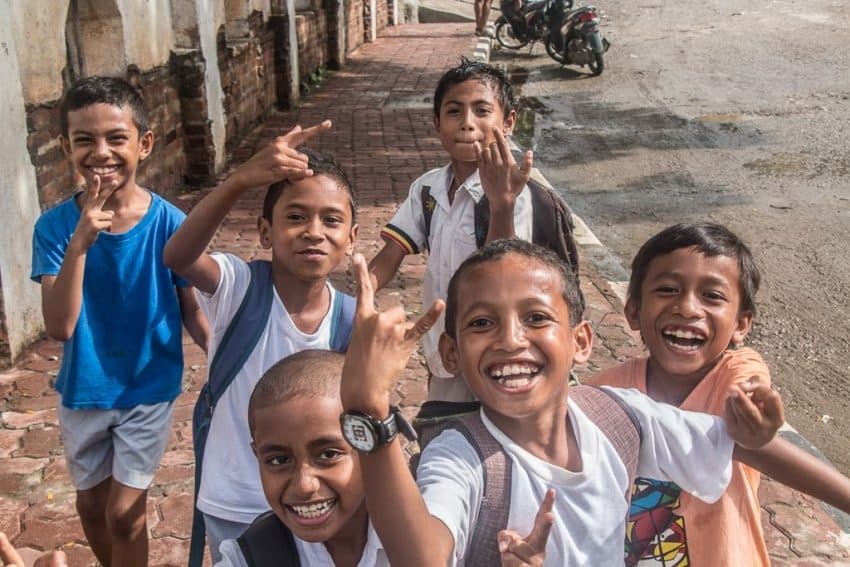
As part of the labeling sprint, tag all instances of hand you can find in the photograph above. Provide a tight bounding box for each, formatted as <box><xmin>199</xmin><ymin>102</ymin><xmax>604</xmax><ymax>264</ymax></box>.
<box><xmin>70</xmin><ymin>175</ymin><xmax>114</xmax><ymax>252</ymax></box>
<box><xmin>0</xmin><ymin>532</ymin><xmax>68</xmax><ymax>567</ymax></box>
<box><xmin>497</xmin><ymin>489</ymin><xmax>555</xmax><ymax>566</ymax></box>
<box><xmin>475</xmin><ymin>128</ymin><xmax>533</xmax><ymax>211</ymax></box>
<box><xmin>724</xmin><ymin>378</ymin><xmax>784</xmax><ymax>449</ymax></box>
<box><xmin>340</xmin><ymin>254</ymin><xmax>444</xmax><ymax>413</ymax></box>
<box><xmin>231</xmin><ymin>120</ymin><xmax>332</xmax><ymax>190</ymax></box>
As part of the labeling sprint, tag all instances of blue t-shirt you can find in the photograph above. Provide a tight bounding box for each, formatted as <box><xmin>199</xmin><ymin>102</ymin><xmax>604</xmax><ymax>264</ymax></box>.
<box><xmin>31</xmin><ymin>192</ymin><xmax>188</xmax><ymax>409</ymax></box>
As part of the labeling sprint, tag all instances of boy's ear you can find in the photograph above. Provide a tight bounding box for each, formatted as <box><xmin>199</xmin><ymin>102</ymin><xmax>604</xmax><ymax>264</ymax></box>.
<box><xmin>346</xmin><ymin>223</ymin><xmax>359</xmax><ymax>256</ymax></box>
<box><xmin>60</xmin><ymin>135</ymin><xmax>72</xmax><ymax>158</ymax></box>
<box><xmin>571</xmin><ymin>320</ymin><xmax>593</xmax><ymax>364</ymax></box>
<box><xmin>439</xmin><ymin>332</ymin><xmax>461</xmax><ymax>376</ymax></box>
<box><xmin>257</xmin><ymin>216</ymin><xmax>273</xmax><ymax>249</ymax></box>
<box><xmin>138</xmin><ymin>130</ymin><xmax>154</xmax><ymax>161</ymax></box>
<box><xmin>624</xmin><ymin>297</ymin><xmax>642</xmax><ymax>332</ymax></box>
<box><xmin>502</xmin><ymin>109</ymin><xmax>517</xmax><ymax>135</ymax></box>
<box><xmin>433</xmin><ymin>114</ymin><xmax>441</xmax><ymax>133</ymax></box>
<box><xmin>731</xmin><ymin>310</ymin><xmax>754</xmax><ymax>346</ymax></box>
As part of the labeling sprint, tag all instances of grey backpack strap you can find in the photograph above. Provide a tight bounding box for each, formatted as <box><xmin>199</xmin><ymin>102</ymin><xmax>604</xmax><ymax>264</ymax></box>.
<box><xmin>570</xmin><ymin>384</ymin><xmax>643</xmax><ymax>499</ymax></box>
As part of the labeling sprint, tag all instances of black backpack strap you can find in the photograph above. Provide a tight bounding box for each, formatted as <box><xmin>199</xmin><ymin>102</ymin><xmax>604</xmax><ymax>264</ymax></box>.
<box><xmin>237</xmin><ymin>511</ymin><xmax>301</xmax><ymax>567</ymax></box>
<box><xmin>570</xmin><ymin>385</ymin><xmax>643</xmax><ymax>500</ymax></box>
<box><xmin>420</xmin><ymin>185</ymin><xmax>436</xmax><ymax>252</ymax></box>
<box><xmin>473</xmin><ymin>194</ymin><xmax>490</xmax><ymax>249</ymax></box>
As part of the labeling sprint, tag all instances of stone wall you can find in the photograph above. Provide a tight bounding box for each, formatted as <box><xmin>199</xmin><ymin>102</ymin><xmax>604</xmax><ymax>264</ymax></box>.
<box><xmin>347</xmin><ymin>0</ymin><xmax>365</xmax><ymax>54</ymax></box>
<box><xmin>295</xmin><ymin>10</ymin><xmax>329</xmax><ymax>84</ymax></box>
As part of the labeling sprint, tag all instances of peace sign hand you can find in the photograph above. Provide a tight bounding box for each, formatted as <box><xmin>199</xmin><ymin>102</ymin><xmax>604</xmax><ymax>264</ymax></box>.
<box><xmin>70</xmin><ymin>175</ymin><xmax>115</xmax><ymax>252</ymax></box>
<box><xmin>475</xmin><ymin>128</ymin><xmax>533</xmax><ymax>210</ymax></box>
<box><xmin>498</xmin><ymin>489</ymin><xmax>555</xmax><ymax>566</ymax></box>
<box><xmin>340</xmin><ymin>254</ymin><xmax>445</xmax><ymax>413</ymax></box>
<box><xmin>231</xmin><ymin>120</ymin><xmax>333</xmax><ymax>190</ymax></box>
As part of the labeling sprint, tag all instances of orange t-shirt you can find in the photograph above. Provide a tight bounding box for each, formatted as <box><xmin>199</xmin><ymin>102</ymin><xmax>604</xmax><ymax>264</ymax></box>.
<box><xmin>590</xmin><ymin>347</ymin><xmax>770</xmax><ymax>567</ymax></box>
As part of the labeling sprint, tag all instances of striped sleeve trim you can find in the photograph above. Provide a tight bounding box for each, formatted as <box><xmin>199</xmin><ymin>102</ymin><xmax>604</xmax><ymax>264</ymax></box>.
<box><xmin>381</xmin><ymin>224</ymin><xmax>419</xmax><ymax>255</ymax></box>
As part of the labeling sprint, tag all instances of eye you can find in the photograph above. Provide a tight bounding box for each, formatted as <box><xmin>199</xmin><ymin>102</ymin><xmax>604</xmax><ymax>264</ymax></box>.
<box><xmin>287</xmin><ymin>213</ymin><xmax>306</xmax><ymax>222</ymax></box>
<box><xmin>467</xmin><ymin>317</ymin><xmax>492</xmax><ymax>330</ymax></box>
<box><xmin>476</xmin><ymin>106</ymin><xmax>492</xmax><ymax>116</ymax></box>
<box><xmin>324</xmin><ymin>216</ymin><xmax>344</xmax><ymax>225</ymax></box>
<box><xmin>653</xmin><ymin>285</ymin><xmax>678</xmax><ymax>296</ymax></box>
<box><xmin>109</xmin><ymin>135</ymin><xmax>128</xmax><ymax>143</ymax></box>
<box><xmin>72</xmin><ymin>136</ymin><xmax>92</xmax><ymax>145</ymax></box>
<box><xmin>526</xmin><ymin>312</ymin><xmax>553</xmax><ymax>326</ymax></box>
<box><xmin>318</xmin><ymin>448</ymin><xmax>346</xmax><ymax>463</ymax></box>
<box><xmin>267</xmin><ymin>454</ymin><xmax>292</xmax><ymax>466</ymax></box>
<box><xmin>703</xmin><ymin>290</ymin><xmax>727</xmax><ymax>302</ymax></box>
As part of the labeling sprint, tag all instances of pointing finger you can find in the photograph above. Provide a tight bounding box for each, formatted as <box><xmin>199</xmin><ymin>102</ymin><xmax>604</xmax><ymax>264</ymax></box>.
<box><xmin>286</xmin><ymin>119</ymin><xmax>332</xmax><ymax>146</ymax></box>
<box><xmin>404</xmin><ymin>300</ymin><xmax>445</xmax><ymax>342</ymax></box>
<box><xmin>86</xmin><ymin>175</ymin><xmax>102</xmax><ymax>206</ymax></box>
<box><xmin>494</xmin><ymin>127</ymin><xmax>513</xmax><ymax>164</ymax></box>
<box><xmin>352</xmin><ymin>253</ymin><xmax>376</xmax><ymax>317</ymax></box>
<box><xmin>526</xmin><ymin>489</ymin><xmax>556</xmax><ymax>551</ymax></box>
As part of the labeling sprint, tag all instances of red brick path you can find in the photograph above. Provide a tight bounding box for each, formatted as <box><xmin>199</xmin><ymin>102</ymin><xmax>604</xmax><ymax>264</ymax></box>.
<box><xmin>1</xmin><ymin>23</ymin><xmax>848</xmax><ymax>566</ymax></box>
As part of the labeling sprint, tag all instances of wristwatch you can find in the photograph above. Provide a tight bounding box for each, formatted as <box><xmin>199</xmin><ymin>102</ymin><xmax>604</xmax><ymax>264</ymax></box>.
<box><xmin>340</xmin><ymin>406</ymin><xmax>417</xmax><ymax>453</ymax></box>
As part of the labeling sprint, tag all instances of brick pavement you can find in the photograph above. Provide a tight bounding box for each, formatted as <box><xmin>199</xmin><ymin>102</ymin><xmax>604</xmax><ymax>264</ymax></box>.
<box><xmin>1</xmin><ymin>23</ymin><xmax>848</xmax><ymax>566</ymax></box>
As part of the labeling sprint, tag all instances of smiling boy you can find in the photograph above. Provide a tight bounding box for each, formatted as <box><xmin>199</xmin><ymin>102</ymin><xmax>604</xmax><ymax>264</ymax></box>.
<box><xmin>30</xmin><ymin>76</ymin><xmax>208</xmax><ymax>567</ymax></box>
<box><xmin>340</xmin><ymin>240</ymin><xmax>785</xmax><ymax>566</ymax></box>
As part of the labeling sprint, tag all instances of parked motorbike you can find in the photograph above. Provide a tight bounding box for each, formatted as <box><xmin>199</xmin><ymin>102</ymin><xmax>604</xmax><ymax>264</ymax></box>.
<box><xmin>494</xmin><ymin>0</ymin><xmax>609</xmax><ymax>76</ymax></box>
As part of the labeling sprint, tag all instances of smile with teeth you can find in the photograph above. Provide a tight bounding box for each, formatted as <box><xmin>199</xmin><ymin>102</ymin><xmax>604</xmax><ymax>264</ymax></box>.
<box><xmin>288</xmin><ymin>499</ymin><xmax>336</xmax><ymax>519</ymax></box>
<box><xmin>662</xmin><ymin>327</ymin><xmax>707</xmax><ymax>350</ymax></box>
<box><xmin>89</xmin><ymin>166</ymin><xmax>119</xmax><ymax>176</ymax></box>
<box><xmin>489</xmin><ymin>363</ymin><xmax>540</xmax><ymax>388</ymax></box>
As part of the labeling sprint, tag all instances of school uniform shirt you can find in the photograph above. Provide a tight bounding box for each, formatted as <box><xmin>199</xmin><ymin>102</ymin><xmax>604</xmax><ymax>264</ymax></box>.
<box><xmin>30</xmin><ymin>192</ymin><xmax>187</xmax><ymax>409</ymax></box>
<box><xmin>381</xmin><ymin>165</ymin><xmax>533</xmax><ymax>379</ymax></box>
<box><xmin>196</xmin><ymin>252</ymin><xmax>338</xmax><ymax>524</ymax></box>
<box><xmin>416</xmin><ymin>387</ymin><xmax>734</xmax><ymax>566</ymax></box>
<box><xmin>590</xmin><ymin>348</ymin><xmax>771</xmax><ymax>567</ymax></box>
<box><xmin>214</xmin><ymin>522</ymin><xmax>389</xmax><ymax>567</ymax></box>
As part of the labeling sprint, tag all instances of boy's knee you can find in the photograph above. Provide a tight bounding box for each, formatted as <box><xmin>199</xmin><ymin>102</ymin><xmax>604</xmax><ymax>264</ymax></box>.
<box><xmin>106</xmin><ymin>491</ymin><xmax>148</xmax><ymax>539</ymax></box>
<box><xmin>75</xmin><ymin>481</ymin><xmax>110</xmax><ymax>521</ymax></box>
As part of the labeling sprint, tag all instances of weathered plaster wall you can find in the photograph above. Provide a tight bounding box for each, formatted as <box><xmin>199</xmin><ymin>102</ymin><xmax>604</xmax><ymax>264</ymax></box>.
<box><xmin>196</xmin><ymin>0</ymin><xmax>228</xmax><ymax>171</ymax></box>
<box><xmin>0</xmin><ymin>2</ymin><xmax>50</xmax><ymax>365</ymax></box>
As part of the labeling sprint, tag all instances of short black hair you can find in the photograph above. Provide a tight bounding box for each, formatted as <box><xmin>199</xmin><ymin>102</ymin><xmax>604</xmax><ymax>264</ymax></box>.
<box><xmin>60</xmin><ymin>76</ymin><xmax>149</xmax><ymax>137</ymax></box>
<box><xmin>433</xmin><ymin>57</ymin><xmax>517</xmax><ymax>117</ymax></box>
<box><xmin>248</xmin><ymin>350</ymin><xmax>345</xmax><ymax>437</ymax></box>
<box><xmin>628</xmin><ymin>222</ymin><xmax>760</xmax><ymax>315</ymax></box>
<box><xmin>444</xmin><ymin>239</ymin><xmax>584</xmax><ymax>338</ymax></box>
<box><xmin>261</xmin><ymin>146</ymin><xmax>357</xmax><ymax>224</ymax></box>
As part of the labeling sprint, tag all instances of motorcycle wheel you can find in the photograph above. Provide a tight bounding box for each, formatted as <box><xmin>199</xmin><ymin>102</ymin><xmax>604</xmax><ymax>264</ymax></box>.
<box><xmin>588</xmin><ymin>52</ymin><xmax>604</xmax><ymax>75</ymax></box>
<box><xmin>495</xmin><ymin>19</ymin><xmax>529</xmax><ymax>50</ymax></box>
<box><xmin>544</xmin><ymin>38</ymin><xmax>568</xmax><ymax>64</ymax></box>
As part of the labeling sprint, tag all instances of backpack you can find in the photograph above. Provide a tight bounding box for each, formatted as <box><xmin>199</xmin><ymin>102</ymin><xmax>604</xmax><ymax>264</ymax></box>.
<box><xmin>236</xmin><ymin>511</ymin><xmax>301</xmax><ymax>566</ymax></box>
<box><xmin>411</xmin><ymin>385</ymin><xmax>643</xmax><ymax>567</ymax></box>
<box><xmin>188</xmin><ymin>260</ymin><xmax>355</xmax><ymax>567</ymax></box>
<box><xmin>421</xmin><ymin>176</ymin><xmax>581</xmax><ymax>282</ymax></box>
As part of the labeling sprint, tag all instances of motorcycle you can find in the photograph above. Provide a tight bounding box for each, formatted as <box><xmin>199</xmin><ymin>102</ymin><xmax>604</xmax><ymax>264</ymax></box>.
<box><xmin>545</xmin><ymin>4</ymin><xmax>609</xmax><ymax>75</ymax></box>
<box><xmin>494</xmin><ymin>0</ymin><xmax>609</xmax><ymax>76</ymax></box>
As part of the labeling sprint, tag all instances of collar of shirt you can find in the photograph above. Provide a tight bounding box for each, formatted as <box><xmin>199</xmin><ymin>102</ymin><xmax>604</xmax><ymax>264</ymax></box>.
<box><xmin>430</xmin><ymin>165</ymin><xmax>485</xmax><ymax>212</ymax></box>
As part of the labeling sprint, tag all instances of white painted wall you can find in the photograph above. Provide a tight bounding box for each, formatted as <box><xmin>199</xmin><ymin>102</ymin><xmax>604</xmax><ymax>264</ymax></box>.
<box><xmin>0</xmin><ymin>1</ymin><xmax>51</xmax><ymax>359</ymax></box>
<box><xmin>121</xmin><ymin>0</ymin><xmax>175</xmax><ymax>70</ymax></box>
<box><xmin>197</xmin><ymin>0</ymin><xmax>228</xmax><ymax>171</ymax></box>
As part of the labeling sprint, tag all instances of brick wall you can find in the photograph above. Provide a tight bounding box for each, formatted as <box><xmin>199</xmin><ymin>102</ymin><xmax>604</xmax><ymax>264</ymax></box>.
<box><xmin>171</xmin><ymin>50</ymin><xmax>217</xmax><ymax>186</ymax></box>
<box><xmin>295</xmin><ymin>10</ymin><xmax>329</xmax><ymax>83</ymax></box>
<box><xmin>217</xmin><ymin>11</ymin><xmax>278</xmax><ymax>153</ymax></box>
<box><xmin>347</xmin><ymin>0</ymin><xmax>365</xmax><ymax>54</ymax></box>
<box><xmin>376</xmin><ymin>0</ymin><xmax>389</xmax><ymax>34</ymax></box>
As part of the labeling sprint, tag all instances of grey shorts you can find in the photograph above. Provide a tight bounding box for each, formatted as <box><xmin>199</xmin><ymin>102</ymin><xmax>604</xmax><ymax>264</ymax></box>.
<box><xmin>58</xmin><ymin>399</ymin><xmax>174</xmax><ymax>491</ymax></box>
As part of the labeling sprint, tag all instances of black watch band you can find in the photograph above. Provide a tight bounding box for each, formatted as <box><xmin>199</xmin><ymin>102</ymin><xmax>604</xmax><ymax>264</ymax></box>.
<box><xmin>341</xmin><ymin>405</ymin><xmax>417</xmax><ymax>453</ymax></box>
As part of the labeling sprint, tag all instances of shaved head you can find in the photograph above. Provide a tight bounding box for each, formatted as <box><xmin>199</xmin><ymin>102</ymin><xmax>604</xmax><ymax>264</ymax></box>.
<box><xmin>248</xmin><ymin>350</ymin><xmax>344</xmax><ymax>436</ymax></box>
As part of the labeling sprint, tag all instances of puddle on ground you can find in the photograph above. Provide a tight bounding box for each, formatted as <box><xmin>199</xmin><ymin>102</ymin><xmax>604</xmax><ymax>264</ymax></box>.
<box><xmin>744</xmin><ymin>151</ymin><xmax>850</xmax><ymax>178</ymax></box>
<box><xmin>513</xmin><ymin>104</ymin><xmax>537</xmax><ymax>152</ymax></box>
<box><xmin>382</xmin><ymin>92</ymin><xmax>432</xmax><ymax>109</ymax></box>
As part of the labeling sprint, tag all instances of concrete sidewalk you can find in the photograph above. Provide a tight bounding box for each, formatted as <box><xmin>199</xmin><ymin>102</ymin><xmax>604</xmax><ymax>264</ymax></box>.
<box><xmin>1</xmin><ymin>23</ymin><xmax>848</xmax><ymax>566</ymax></box>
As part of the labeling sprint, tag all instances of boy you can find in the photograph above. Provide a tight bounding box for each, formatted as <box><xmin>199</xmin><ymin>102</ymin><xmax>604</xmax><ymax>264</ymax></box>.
<box><xmin>589</xmin><ymin>222</ymin><xmax>850</xmax><ymax>566</ymax></box>
<box><xmin>369</xmin><ymin>59</ymin><xmax>539</xmax><ymax>403</ymax></box>
<box><xmin>30</xmin><ymin>76</ymin><xmax>207</xmax><ymax>567</ymax></box>
<box><xmin>214</xmin><ymin>350</ymin><xmax>388</xmax><ymax>566</ymax></box>
<box><xmin>340</xmin><ymin>240</ymin><xmax>784</xmax><ymax>565</ymax></box>
<box><xmin>163</xmin><ymin>125</ymin><xmax>359</xmax><ymax>563</ymax></box>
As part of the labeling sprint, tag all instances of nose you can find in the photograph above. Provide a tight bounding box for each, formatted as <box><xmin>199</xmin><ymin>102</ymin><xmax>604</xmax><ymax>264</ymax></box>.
<box><xmin>673</xmin><ymin>291</ymin><xmax>702</xmax><ymax>318</ymax></box>
<box><xmin>302</xmin><ymin>216</ymin><xmax>324</xmax><ymax>240</ymax></box>
<box><xmin>92</xmin><ymin>138</ymin><xmax>110</xmax><ymax>159</ymax></box>
<box><xmin>459</xmin><ymin>108</ymin><xmax>475</xmax><ymax>131</ymax></box>
<box><xmin>292</xmin><ymin>464</ymin><xmax>321</xmax><ymax>496</ymax></box>
<box><xmin>494</xmin><ymin>317</ymin><xmax>529</xmax><ymax>352</ymax></box>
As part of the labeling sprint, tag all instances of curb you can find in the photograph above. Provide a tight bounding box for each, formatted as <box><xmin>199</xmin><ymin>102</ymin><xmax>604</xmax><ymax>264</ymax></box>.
<box><xmin>472</xmin><ymin>35</ymin><xmax>850</xmax><ymax>536</ymax></box>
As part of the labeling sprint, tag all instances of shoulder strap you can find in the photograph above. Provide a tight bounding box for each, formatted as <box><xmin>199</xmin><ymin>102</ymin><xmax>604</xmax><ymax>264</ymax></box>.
<box><xmin>570</xmin><ymin>384</ymin><xmax>642</xmax><ymax>498</ymax></box>
<box><xmin>207</xmin><ymin>260</ymin><xmax>275</xmax><ymax>407</ymax></box>
<box><xmin>420</xmin><ymin>185</ymin><xmax>436</xmax><ymax>250</ymax></box>
<box><xmin>527</xmin><ymin>178</ymin><xmax>581</xmax><ymax>277</ymax></box>
<box><xmin>237</xmin><ymin>511</ymin><xmax>301</xmax><ymax>567</ymax></box>
<box><xmin>329</xmin><ymin>291</ymin><xmax>356</xmax><ymax>352</ymax></box>
<box><xmin>474</xmin><ymin>195</ymin><xmax>490</xmax><ymax>249</ymax></box>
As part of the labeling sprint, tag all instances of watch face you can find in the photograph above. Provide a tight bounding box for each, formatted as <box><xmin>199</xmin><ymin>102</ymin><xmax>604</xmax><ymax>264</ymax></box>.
<box><xmin>341</xmin><ymin>413</ymin><xmax>377</xmax><ymax>452</ymax></box>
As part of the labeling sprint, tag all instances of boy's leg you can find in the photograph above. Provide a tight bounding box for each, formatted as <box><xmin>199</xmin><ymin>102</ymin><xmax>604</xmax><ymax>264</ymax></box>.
<box><xmin>109</xmin><ymin>400</ymin><xmax>175</xmax><ymax>566</ymax></box>
<box><xmin>58</xmin><ymin>403</ymin><xmax>117</xmax><ymax>565</ymax></box>
<box><xmin>202</xmin><ymin>513</ymin><xmax>252</xmax><ymax>564</ymax></box>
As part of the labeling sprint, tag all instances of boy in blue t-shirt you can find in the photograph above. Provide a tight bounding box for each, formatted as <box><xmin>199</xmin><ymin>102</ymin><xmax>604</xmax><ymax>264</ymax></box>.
<box><xmin>30</xmin><ymin>76</ymin><xmax>208</xmax><ymax>567</ymax></box>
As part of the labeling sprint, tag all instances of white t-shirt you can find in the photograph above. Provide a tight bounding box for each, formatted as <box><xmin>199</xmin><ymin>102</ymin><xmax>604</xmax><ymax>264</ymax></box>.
<box><xmin>196</xmin><ymin>253</ymin><xmax>337</xmax><ymax>523</ymax></box>
<box><xmin>215</xmin><ymin>522</ymin><xmax>389</xmax><ymax>567</ymax></box>
<box><xmin>381</xmin><ymin>165</ymin><xmax>534</xmax><ymax>379</ymax></box>
<box><xmin>417</xmin><ymin>387</ymin><xmax>735</xmax><ymax>566</ymax></box>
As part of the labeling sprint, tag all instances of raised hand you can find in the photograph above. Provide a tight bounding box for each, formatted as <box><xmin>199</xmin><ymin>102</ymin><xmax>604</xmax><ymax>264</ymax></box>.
<box><xmin>498</xmin><ymin>488</ymin><xmax>555</xmax><ymax>566</ymax></box>
<box><xmin>724</xmin><ymin>379</ymin><xmax>785</xmax><ymax>449</ymax></box>
<box><xmin>71</xmin><ymin>175</ymin><xmax>115</xmax><ymax>252</ymax></box>
<box><xmin>0</xmin><ymin>532</ymin><xmax>68</xmax><ymax>567</ymax></box>
<box><xmin>231</xmin><ymin>119</ymin><xmax>332</xmax><ymax>189</ymax></box>
<box><xmin>340</xmin><ymin>254</ymin><xmax>444</xmax><ymax>413</ymax></box>
<box><xmin>474</xmin><ymin>127</ymin><xmax>533</xmax><ymax>210</ymax></box>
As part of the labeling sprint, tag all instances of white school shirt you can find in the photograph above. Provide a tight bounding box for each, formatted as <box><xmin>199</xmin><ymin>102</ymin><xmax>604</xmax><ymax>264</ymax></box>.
<box><xmin>215</xmin><ymin>522</ymin><xmax>389</xmax><ymax>567</ymax></box>
<box><xmin>417</xmin><ymin>387</ymin><xmax>734</xmax><ymax>566</ymax></box>
<box><xmin>381</xmin><ymin>165</ymin><xmax>534</xmax><ymax>378</ymax></box>
<box><xmin>196</xmin><ymin>253</ymin><xmax>337</xmax><ymax>524</ymax></box>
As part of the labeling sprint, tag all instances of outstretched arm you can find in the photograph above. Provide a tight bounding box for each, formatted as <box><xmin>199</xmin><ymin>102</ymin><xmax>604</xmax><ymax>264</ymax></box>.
<box><xmin>735</xmin><ymin>436</ymin><xmax>850</xmax><ymax>514</ymax></box>
<box><xmin>475</xmin><ymin>128</ymin><xmax>533</xmax><ymax>243</ymax></box>
<box><xmin>163</xmin><ymin>120</ymin><xmax>332</xmax><ymax>293</ymax></box>
<box><xmin>41</xmin><ymin>175</ymin><xmax>115</xmax><ymax>340</ymax></box>
<box><xmin>368</xmin><ymin>242</ymin><xmax>406</xmax><ymax>291</ymax></box>
<box><xmin>341</xmin><ymin>254</ymin><xmax>451</xmax><ymax>566</ymax></box>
